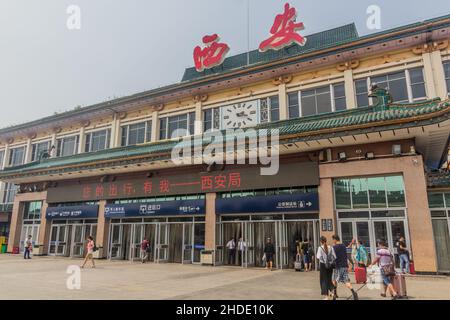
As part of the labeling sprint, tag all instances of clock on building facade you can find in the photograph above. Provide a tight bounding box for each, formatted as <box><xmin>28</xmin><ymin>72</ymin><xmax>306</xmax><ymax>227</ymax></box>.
<box><xmin>221</xmin><ymin>100</ymin><xmax>259</xmax><ymax>129</ymax></box>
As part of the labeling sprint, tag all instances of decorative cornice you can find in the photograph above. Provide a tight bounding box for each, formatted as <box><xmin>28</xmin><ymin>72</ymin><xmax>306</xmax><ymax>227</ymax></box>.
<box><xmin>27</xmin><ymin>133</ymin><xmax>37</xmax><ymax>140</ymax></box>
<box><xmin>81</xmin><ymin>120</ymin><xmax>91</xmax><ymax>128</ymax></box>
<box><xmin>336</xmin><ymin>60</ymin><xmax>360</xmax><ymax>71</ymax></box>
<box><xmin>117</xmin><ymin>112</ymin><xmax>127</xmax><ymax>120</ymax></box>
<box><xmin>412</xmin><ymin>40</ymin><xmax>449</xmax><ymax>55</ymax></box>
<box><xmin>272</xmin><ymin>75</ymin><xmax>293</xmax><ymax>85</ymax></box>
<box><xmin>193</xmin><ymin>94</ymin><xmax>209</xmax><ymax>103</ymax></box>
<box><xmin>6</xmin><ymin>137</ymin><xmax>14</xmax><ymax>144</ymax></box>
<box><xmin>52</xmin><ymin>127</ymin><xmax>62</xmax><ymax>134</ymax></box>
<box><xmin>151</xmin><ymin>104</ymin><xmax>165</xmax><ymax>112</ymax></box>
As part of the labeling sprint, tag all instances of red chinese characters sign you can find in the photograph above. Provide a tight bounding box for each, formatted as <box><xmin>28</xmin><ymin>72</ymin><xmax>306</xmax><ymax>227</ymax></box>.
<box><xmin>46</xmin><ymin>162</ymin><xmax>319</xmax><ymax>203</ymax></box>
<box><xmin>259</xmin><ymin>3</ymin><xmax>306</xmax><ymax>52</ymax></box>
<box><xmin>193</xmin><ymin>34</ymin><xmax>230</xmax><ymax>72</ymax></box>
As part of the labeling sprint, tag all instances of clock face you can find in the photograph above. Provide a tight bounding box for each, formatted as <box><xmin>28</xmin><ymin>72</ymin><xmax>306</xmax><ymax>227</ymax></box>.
<box><xmin>222</xmin><ymin>100</ymin><xmax>259</xmax><ymax>129</ymax></box>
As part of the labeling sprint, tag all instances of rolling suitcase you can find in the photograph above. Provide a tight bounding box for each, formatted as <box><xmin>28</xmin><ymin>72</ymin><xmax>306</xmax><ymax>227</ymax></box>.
<box><xmin>393</xmin><ymin>274</ymin><xmax>407</xmax><ymax>298</ymax></box>
<box><xmin>294</xmin><ymin>255</ymin><xmax>303</xmax><ymax>272</ymax></box>
<box><xmin>409</xmin><ymin>261</ymin><xmax>416</xmax><ymax>275</ymax></box>
<box><xmin>354</xmin><ymin>265</ymin><xmax>367</xmax><ymax>284</ymax></box>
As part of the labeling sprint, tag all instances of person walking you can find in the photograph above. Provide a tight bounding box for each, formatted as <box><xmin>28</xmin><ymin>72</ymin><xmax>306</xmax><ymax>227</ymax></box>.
<box><xmin>369</xmin><ymin>239</ymin><xmax>400</xmax><ymax>300</ymax></box>
<box><xmin>347</xmin><ymin>239</ymin><xmax>358</xmax><ymax>271</ymax></box>
<box><xmin>141</xmin><ymin>238</ymin><xmax>150</xmax><ymax>263</ymax></box>
<box><xmin>302</xmin><ymin>239</ymin><xmax>313</xmax><ymax>272</ymax></box>
<box><xmin>226</xmin><ymin>238</ymin><xmax>236</xmax><ymax>265</ymax></box>
<box><xmin>81</xmin><ymin>236</ymin><xmax>96</xmax><ymax>269</ymax></box>
<box><xmin>237</xmin><ymin>237</ymin><xmax>246</xmax><ymax>266</ymax></box>
<box><xmin>316</xmin><ymin>236</ymin><xmax>335</xmax><ymax>300</ymax></box>
<box><xmin>355</xmin><ymin>240</ymin><xmax>369</xmax><ymax>267</ymax></box>
<box><xmin>264</xmin><ymin>238</ymin><xmax>275</xmax><ymax>271</ymax></box>
<box><xmin>331</xmin><ymin>235</ymin><xmax>359</xmax><ymax>300</ymax></box>
<box><xmin>397</xmin><ymin>236</ymin><xmax>410</xmax><ymax>274</ymax></box>
<box><xmin>24</xmin><ymin>235</ymin><xmax>32</xmax><ymax>260</ymax></box>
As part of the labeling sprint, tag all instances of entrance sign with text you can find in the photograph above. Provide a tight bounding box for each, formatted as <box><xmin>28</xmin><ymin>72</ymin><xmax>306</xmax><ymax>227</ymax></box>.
<box><xmin>104</xmin><ymin>200</ymin><xmax>205</xmax><ymax>218</ymax></box>
<box><xmin>216</xmin><ymin>193</ymin><xmax>318</xmax><ymax>214</ymax></box>
<box><xmin>46</xmin><ymin>162</ymin><xmax>319</xmax><ymax>203</ymax></box>
<box><xmin>46</xmin><ymin>205</ymin><xmax>99</xmax><ymax>220</ymax></box>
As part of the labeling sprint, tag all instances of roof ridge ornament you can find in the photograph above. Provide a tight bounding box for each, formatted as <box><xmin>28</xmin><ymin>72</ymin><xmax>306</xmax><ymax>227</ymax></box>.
<box><xmin>368</xmin><ymin>84</ymin><xmax>392</xmax><ymax>111</ymax></box>
<box><xmin>412</xmin><ymin>40</ymin><xmax>449</xmax><ymax>54</ymax></box>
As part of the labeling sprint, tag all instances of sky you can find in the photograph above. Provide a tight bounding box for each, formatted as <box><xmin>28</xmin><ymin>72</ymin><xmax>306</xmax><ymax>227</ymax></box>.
<box><xmin>0</xmin><ymin>0</ymin><xmax>449</xmax><ymax>128</ymax></box>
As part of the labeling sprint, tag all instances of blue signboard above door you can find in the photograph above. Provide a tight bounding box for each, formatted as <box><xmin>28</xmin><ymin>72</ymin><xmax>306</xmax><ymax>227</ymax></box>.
<box><xmin>216</xmin><ymin>193</ymin><xmax>319</xmax><ymax>214</ymax></box>
<box><xmin>104</xmin><ymin>199</ymin><xmax>205</xmax><ymax>218</ymax></box>
<box><xmin>46</xmin><ymin>205</ymin><xmax>99</xmax><ymax>220</ymax></box>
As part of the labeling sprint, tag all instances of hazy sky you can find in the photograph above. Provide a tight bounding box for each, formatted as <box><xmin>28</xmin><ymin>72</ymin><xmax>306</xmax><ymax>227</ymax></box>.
<box><xmin>0</xmin><ymin>0</ymin><xmax>449</xmax><ymax>128</ymax></box>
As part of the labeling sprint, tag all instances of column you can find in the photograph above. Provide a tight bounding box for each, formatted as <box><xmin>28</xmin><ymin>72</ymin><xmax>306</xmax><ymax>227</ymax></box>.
<box><xmin>7</xmin><ymin>199</ymin><xmax>24</xmax><ymax>253</ymax></box>
<box><xmin>78</xmin><ymin>126</ymin><xmax>86</xmax><ymax>154</ymax></box>
<box><xmin>95</xmin><ymin>200</ymin><xmax>109</xmax><ymax>259</ymax></box>
<box><xmin>430</xmin><ymin>50</ymin><xmax>448</xmax><ymax>100</ymax></box>
<box><xmin>318</xmin><ymin>178</ymin><xmax>336</xmax><ymax>241</ymax></box>
<box><xmin>194</xmin><ymin>101</ymin><xmax>203</xmax><ymax>135</ymax></box>
<box><xmin>278</xmin><ymin>83</ymin><xmax>288</xmax><ymax>120</ymax></box>
<box><xmin>37</xmin><ymin>200</ymin><xmax>50</xmax><ymax>255</ymax></box>
<box><xmin>422</xmin><ymin>52</ymin><xmax>438</xmax><ymax>99</ymax></box>
<box><xmin>151</xmin><ymin>111</ymin><xmax>159</xmax><ymax>142</ymax></box>
<box><xmin>402</xmin><ymin>157</ymin><xmax>437</xmax><ymax>272</ymax></box>
<box><xmin>24</xmin><ymin>138</ymin><xmax>32</xmax><ymax>164</ymax></box>
<box><xmin>205</xmin><ymin>193</ymin><xmax>217</xmax><ymax>251</ymax></box>
<box><xmin>110</xmin><ymin>113</ymin><xmax>122</xmax><ymax>148</ymax></box>
<box><xmin>344</xmin><ymin>69</ymin><xmax>357</xmax><ymax>109</ymax></box>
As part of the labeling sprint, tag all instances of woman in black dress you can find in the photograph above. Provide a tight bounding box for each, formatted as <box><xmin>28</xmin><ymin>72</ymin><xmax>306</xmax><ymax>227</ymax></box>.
<box><xmin>264</xmin><ymin>238</ymin><xmax>275</xmax><ymax>271</ymax></box>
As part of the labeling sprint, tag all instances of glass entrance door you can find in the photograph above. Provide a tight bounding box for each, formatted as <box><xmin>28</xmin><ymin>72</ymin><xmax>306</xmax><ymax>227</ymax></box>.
<box><xmin>243</xmin><ymin>222</ymin><xmax>254</xmax><ymax>268</ymax></box>
<box><xmin>110</xmin><ymin>224</ymin><xmax>123</xmax><ymax>259</ymax></box>
<box><xmin>182</xmin><ymin>223</ymin><xmax>193</xmax><ymax>264</ymax></box>
<box><xmin>71</xmin><ymin>225</ymin><xmax>85</xmax><ymax>258</ymax></box>
<box><xmin>156</xmin><ymin>223</ymin><xmax>169</xmax><ymax>263</ymax></box>
<box><xmin>277</xmin><ymin>221</ymin><xmax>289</xmax><ymax>269</ymax></box>
<box><xmin>131</xmin><ymin>224</ymin><xmax>144</xmax><ymax>262</ymax></box>
<box><xmin>49</xmin><ymin>225</ymin><xmax>69</xmax><ymax>256</ymax></box>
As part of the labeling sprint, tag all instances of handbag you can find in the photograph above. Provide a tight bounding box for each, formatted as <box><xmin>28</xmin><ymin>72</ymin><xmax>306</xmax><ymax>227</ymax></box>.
<box><xmin>378</xmin><ymin>250</ymin><xmax>396</xmax><ymax>276</ymax></box>
<box><xmin>321</xmin><ymin>246</ymin><xmax>335</xmax><ymax>270</ymax></box>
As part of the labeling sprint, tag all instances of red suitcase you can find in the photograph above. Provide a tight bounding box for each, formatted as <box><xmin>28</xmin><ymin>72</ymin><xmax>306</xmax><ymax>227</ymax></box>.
<box><xmin>354</xmin><ymin>266</ymin><xmax>367</xmax><ymax>284</ymax></box>
<box><xmin>393</xmin><ymin>274</ymin><xmax>408</xmax><ymax>298</ymax></box>
<box><xmin>409</xmin><ymin>261</ymin><xmax>416</xmax><ymax>275</ymax></box>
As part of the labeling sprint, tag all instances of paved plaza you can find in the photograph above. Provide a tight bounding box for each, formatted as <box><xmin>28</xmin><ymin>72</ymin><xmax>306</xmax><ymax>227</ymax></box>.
<box><xmin>0</xmin><ymin>254</ymin><xmax>449</xmax><ymax>300</ymax></box>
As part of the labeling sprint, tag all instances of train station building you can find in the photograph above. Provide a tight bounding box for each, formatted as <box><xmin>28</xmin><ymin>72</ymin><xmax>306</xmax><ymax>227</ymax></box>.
<box><xmin>0</xmin><ymin>13</ymin><xmax>450</xmax><ymax>273</ymax></box>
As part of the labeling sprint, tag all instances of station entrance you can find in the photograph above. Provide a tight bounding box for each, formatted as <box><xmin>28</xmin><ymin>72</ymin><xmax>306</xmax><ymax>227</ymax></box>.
<box><xmin>217</xmin><ymin>214</ymin><xmax>319</xmax><ymax>269</ymax></box>
<box><xmin>48</xmin><ymin>219</ymin><xmax>98</xmax><ymax>258</ymax></box>
<box><xmin>108</xmin><ymin>216</ymin><xmax>205</xmax><ymax>264</ymax></box>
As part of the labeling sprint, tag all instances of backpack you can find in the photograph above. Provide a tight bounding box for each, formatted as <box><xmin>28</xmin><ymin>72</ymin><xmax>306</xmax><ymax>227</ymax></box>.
<box><xmin>321</xmin><ymin>246</ymin><xmax>336</xmax><ymax>270</ymax></box>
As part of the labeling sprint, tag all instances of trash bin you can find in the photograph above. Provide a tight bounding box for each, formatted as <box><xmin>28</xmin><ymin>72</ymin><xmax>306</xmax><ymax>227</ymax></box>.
<box><xmin>200</xmin><ymin>250</ymin><xmax>214</xmax><ymax>266</ymax></box>
<box><xmin>1</xmin><ymin>244</ymin><xmax>6</xmax><ymax>254</ymax></box>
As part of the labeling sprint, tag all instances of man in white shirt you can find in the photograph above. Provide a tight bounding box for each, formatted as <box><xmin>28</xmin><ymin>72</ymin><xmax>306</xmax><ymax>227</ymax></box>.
<box><xmin>226</xmin><ymin>238</ymin><xmax>236</xmax><ymax>265</ymax></box>
<box><xmin>24</xmin><ymin>235</ymin><xmax>32</xmax><ymax>260</ymax></box>
<box><xmin>237</xmin><ymin>237</ymin><xmax>246</xmax><ymax>266</ymax></box>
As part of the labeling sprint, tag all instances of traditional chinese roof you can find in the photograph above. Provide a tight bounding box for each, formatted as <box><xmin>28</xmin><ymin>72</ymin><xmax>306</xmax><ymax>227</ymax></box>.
<box><xmin>182</xmin><ymin>14</ymin><xmax>450</xmax><ymax>82</ymax></box>
<box><xmin>428</xmin><ymin>171</ymin><xmax>450</xmax><ymax>188</ymax></box>
<box><xmin>1</xmin><ymin>14</ymin><xmax>450</xmax><ymax>139</ymax></box>
<box><xmin>182</xmin><ymin>23</ymin><xmax>359</xmax><ymax>81</ymax></box>
<box><xmin>1</xmin><ymin>92</ymin><xmax>449</xmax><ymax>183</ymax></box>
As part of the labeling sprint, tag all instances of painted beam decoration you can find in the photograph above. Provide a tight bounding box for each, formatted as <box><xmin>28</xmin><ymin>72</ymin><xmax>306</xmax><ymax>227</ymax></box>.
<box><xmin>192</xmin><ymin>3</ymin><xmax>306</xmax><ymax>71</ymax></box>
<box><xmin>193</xmin><ymin>34</ymin><xmax>230</xmax><ymax>72</ymax></box>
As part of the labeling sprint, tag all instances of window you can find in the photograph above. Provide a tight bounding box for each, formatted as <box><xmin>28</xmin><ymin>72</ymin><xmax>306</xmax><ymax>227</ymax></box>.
<box><xmin>428</xmin><ymin>192</ymin><xmax>446</xmax><ymax>209</ymax></box>
<box><xmin>159</xmin><ymin>112</ymin><xmax>195</xmax><ymax>140</ymax></box>
<box><xmin>203</xmin><ymin>108</ymin><xmax>221</xmax><ymax>132</ymax></box>
<box><xmin>31</xmin><ymin>141</ymin><xmax>50</xmax><ymax>162</ymax></box>
<box><xmin>8</xmin><ymin>146</ymin><xmax>25</xmax><ymax>166</ymax></box>
<box><xmin>444</xmin><ymin>61</ymin><xmax>450</xmax><ymax>96</ymax></box>
<box><xmin>333</xmin><ymin>83</ymin><xmax>346</xmax><ymax>111</ymax></box>
<box><xmin>288</xmin><ymin>92</ymin><xmax>299</xmax><ymax>119</ymax></box>
<box><xmin>121</xmin><ymin>121</ymin><xmax>152</xmax><ymax>146</ymax></box>
<box><xmin>355</xmin><ymin>79</ymin><xmax>369</xmax><ymax>108</ymax></box>
<box><xmin>355</xmin><ymin>68</ymin><xmax>427</xmax><ymax>106</ymax></box>
<box><xmin>22</xmin><ymin>201</ymin><xmax>42</xmax><ymax>221</ymax></box>
<box><xmin>3</xmin><ymin>183</ymin><xmax>17</xmax><ymax>204</ymax></box>
<box><xmin>334</xmin><ymin>176</ymin><xmax>405</xmax><ymax>209</ymax></box>
<box><xmin>260</xmin><ymin>96</ymin><xmax>280</xmax><ymax>123</ymax></box>
<box><xmin>85</xmin><ymin>129</ymin><xmax>111</xmax><ymax>152</ymax></box>
<box><xmin>288</xmin><ymin>83</ymin><xmax>346</xmax><ymax>119</ymax></box>
<box><xmin>0</xmin><ymin>150</ymin><xmax>4</xmax><ymax>169</ymax></box>
<box><xmin>57</xmin><ymin>135</ymin><xmax>79</xmax><ymax>157</ymax></box>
